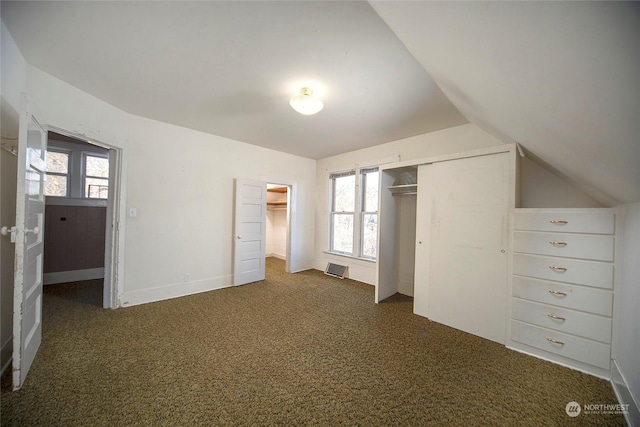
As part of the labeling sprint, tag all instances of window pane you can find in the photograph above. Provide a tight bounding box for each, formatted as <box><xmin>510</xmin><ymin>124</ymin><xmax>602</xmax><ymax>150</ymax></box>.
<box><xmin>364</xmin><ymin>171</ymin><xmax>379</xmax><ymax>212</ymax></box>
<box><xmin>86</xmin><ymin>155</ymin><xmax>109</xmax><ymax>178</ymax></box>
<box><xmin>86</xmin><ymin>177</ymin><xmax>109</xmax><ymax>199</ymax></box>
<box><xmin>45</xmin><ymin>175</ymin><xmax>67</xmax><ymax>197</ymax></box>
<box><xmin>332</xmin><ymin>213</ymin><xmax>354</xmax><ymax>254</ymax></box>
<box><xmin>46</xmin><ymin>151</ymin><xmax>69</xmax><ymax>173</ymax></box>
<box><xmin>333</xmin><ymin>175</ymin><xmax>355</xmax><ymax>212</ymax></box>
<box><xmin>362</xmin><ymin>213</ymin><xmax>378</xmax><ymax>258</ymax></box>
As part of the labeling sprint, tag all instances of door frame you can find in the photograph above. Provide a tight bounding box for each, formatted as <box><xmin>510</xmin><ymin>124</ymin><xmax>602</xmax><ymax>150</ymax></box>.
<box><xmin>262</xmin><ymin>176</ymin><xmax>297</xmax><ymax>273</ymax></box>
<box><xmin>266</xmin><ymin>181</ymin><xmax>293</xmax><ymax>273</ymax></box>
<box><xmin>46</xmin><ymin>126</ymin><xmax>124</xmax><ymax>309</ymax></box>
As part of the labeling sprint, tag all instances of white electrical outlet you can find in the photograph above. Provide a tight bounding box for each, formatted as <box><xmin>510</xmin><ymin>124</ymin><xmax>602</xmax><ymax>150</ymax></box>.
<box><xmin>184</xmin><ymin>273</ymin><xmax>191</xmax><ymax>282</ymax></box>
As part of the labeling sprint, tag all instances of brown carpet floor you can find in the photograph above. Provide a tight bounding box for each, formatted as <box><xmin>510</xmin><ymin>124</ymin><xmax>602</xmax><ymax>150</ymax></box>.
<box><xmin>1</xmin><ymin>258</ymin><xmax>625</xmax><ymax>426</ymax></box>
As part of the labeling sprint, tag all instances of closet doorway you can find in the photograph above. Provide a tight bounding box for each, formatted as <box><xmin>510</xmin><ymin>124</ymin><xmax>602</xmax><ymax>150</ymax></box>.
<box><xmin>266</xmin><ymin>184</ymin><xmax>290</xmax><ymax>272</ymax></box>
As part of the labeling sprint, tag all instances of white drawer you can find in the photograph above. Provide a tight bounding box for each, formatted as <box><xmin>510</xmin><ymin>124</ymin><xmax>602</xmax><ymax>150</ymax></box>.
<box><xmin>512</xmin><ymin>298</ymin><xmax>611</xmax><ymax>343</ymax></box>
<box><xmin>511</xmin><ymin>320</ymin><xmax>611</xmax><ymax>370</ymax></box>
<box><xmin>512</xmin><ymin>276</ymin><xmax>613</xmax><ymax>316</ymax></box>
<box><xmin>513</xmin><ymin>254</ymin><xmax>613</xmax><ymax>289</ymax></box>
<box><xmin>514</xmin><ymin>210</ymin><xmax>614</xmax><ymax>234</ymax></box>
<box><xmin>513</xmin><ymin>231</ymin><xmax>614</xmax><ymax>262</ymax></box>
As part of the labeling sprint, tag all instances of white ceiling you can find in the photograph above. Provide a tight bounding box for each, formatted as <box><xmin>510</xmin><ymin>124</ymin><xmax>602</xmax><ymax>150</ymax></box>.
<box><xmin>371</xmin><ymin>1</ymin><xmax>640</xmax><ymax>204</ymax></box>
<box><xmin>0</xmin><ymin>1</ymin><xmax>467</xmax><ymax>159</ymax></box>
<box><xmin>3</xmin><ymin>1</ymin><xmax>638</xmax><ymax>204</ymax></box>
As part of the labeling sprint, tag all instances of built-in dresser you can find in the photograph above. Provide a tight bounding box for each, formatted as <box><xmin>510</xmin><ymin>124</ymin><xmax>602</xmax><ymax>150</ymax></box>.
<box><xmin>509</xmin><ymin>208</ymin><xmax>616</xmax><ymax>378</ymax></box>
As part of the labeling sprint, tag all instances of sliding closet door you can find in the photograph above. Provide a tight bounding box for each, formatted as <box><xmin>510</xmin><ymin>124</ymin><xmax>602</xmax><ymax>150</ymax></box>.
<box><xmin>426</xmin><ymin>153</ymin><xmax>510</xmax><ymax>344</ymax></box>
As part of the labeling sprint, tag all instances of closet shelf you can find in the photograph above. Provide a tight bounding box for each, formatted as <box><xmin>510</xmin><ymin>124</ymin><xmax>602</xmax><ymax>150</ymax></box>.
<box><xmin>267</xmin><ymin>201</ymin><xmax>287</xmax><ymax>206</ymax></box>
<box><xmin>388</xmin><ymin>184</ymin><xmax>417</xmax><ymax>195</ymax></box>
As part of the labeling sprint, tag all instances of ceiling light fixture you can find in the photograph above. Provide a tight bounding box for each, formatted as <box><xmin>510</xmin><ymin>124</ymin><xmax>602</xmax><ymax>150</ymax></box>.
<box><xmin>289</xmin><ymin>87</ymin><xmax>323</xmax><ymax>115</ymax></box>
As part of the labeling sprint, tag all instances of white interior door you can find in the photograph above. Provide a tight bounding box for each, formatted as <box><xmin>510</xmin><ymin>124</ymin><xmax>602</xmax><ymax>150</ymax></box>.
<box><xmin>233</xmin><ymin>179</ymin><xmax>266</xmax><ymax>286</ymax></box>
<box><xmin>12</xmin><ymin>95</ymin><xmax>47</xmax><ymax>390</ymax></box>
<box><xmin>426</xmin><ymin>153</ymin><xmax>510</xmax><ymax>344</ymax></box>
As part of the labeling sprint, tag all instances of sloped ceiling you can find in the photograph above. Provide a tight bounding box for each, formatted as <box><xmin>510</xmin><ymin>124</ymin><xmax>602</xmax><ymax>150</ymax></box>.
<box><xmin>371</xmin><ymin>1</ymin><xmax>640</xmax><ymax>205</ymax></box>
<box><xmin>1</xmin><ymin>1</ymin><xmax>467</xmax><ymax>160</ymax></box>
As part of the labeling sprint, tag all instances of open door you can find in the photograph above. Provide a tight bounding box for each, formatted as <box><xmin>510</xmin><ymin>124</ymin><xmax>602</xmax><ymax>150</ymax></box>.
<box><xmin>233</xmin><ymin>179</ymin><xmax>266</xmax><ymax>286</ymax></box>
<box><xmin>12</xmin><ymin>95</ymin><xmax>47</xmax><ymax>390</ymax></box>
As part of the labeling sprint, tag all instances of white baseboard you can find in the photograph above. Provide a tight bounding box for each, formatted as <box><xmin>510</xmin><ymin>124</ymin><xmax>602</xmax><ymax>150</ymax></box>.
<box><xmin>612</xmin><ymin>359</ymin><xmax>640</xmax><ymax>427</ymax></box>
<box><xmin>120</xmin><ymin>274</ymin><xmax>233</xmax><ymax>308</ymax></box>
<box><xmin>44</xmin><ymin>267</ymin><xmax>104</xmax><ymax>285</ymax></box>
<box><xmin>1</xmin><ymin>337</ymin><xmax>12</xmax><ymax>375</ymax></box>
<box><xmin>268</xmin><ymin>253</ymin><xmax>286</xmax><ymax>261</ymax></box>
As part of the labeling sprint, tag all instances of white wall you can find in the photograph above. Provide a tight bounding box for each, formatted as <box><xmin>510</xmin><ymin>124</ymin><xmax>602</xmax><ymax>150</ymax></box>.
<box><xmin>121</xmin><ymin>115</ymin><xmax>315</xmax><ymax>305</ymax></box>
<box><xmin>520</xmin><ymin>157</ymin><xmax>604</xmax><ymax>208</ymax></box>
<box><xmin>2</xmin><ymin>24</ymin><xmax>316</xmax><ymax>309</ymax></box>
<box><xmin>267</xmin><ymin>210</ymin><xmax>287</xmax><ymax>260</ymax></box>
<box><xmin>613</xmin><ymin>203</ymin><xmax>640</xmax><ymax>426</ymax></box>
<box><xmin>314</xmin><ymin>123</ymin><xmax>506</xmax><ymax>284</ymax></box>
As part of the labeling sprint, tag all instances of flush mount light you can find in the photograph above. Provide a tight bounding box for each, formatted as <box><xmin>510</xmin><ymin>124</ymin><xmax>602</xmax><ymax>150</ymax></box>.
<box><xmin>289</xmin><ymin>87</ymin><xmax>323</xmax><ymax>115</ymax></box>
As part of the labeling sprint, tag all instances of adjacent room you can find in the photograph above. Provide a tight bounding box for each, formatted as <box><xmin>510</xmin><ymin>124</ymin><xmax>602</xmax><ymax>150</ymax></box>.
<box><xmin>1</xmin><ymin>1</ymin><xmax>638</xmax><ymax>425</ymax></box>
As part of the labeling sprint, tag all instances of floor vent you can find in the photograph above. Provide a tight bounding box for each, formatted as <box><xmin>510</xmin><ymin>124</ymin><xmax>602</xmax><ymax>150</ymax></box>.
<box><xmin>325</xmin><ymin>263</ymin><xmax>348</xmax><ymax>279</ymax></box>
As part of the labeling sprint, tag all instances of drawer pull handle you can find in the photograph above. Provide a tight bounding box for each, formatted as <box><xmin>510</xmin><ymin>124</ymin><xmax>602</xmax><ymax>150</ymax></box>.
<box><xmin>549</xmin><ymin>266</ymin><xmax>567</xmax><ymax>272</ymax></box>
<box><xmin>549</xmin><ymin>241</ymin><xmax>568</xmax><ymax>247</ymax></box>
<box><xmin>548</xmin><ymin>290</ymin><xmax>567</xmax><ymax>297</ymax></box>
<box><xmin>547</xmin><ymin>314</ymin><xmax>566</xmax><ymax>321</ymax></box>
<box><xmin>546</xmin><ymin>338</ymin><xmax>565</xmax><ymax>345</ymax></box>
<box><xmin>549</xmin><ymin>220</ymin><xmax>568</xmax><ymax>225</ymax></box>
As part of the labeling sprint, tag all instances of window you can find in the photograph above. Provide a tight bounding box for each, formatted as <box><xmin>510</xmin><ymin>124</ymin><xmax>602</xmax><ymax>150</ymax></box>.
<box><xmin>330</xmin><ymin>171</ymin><xmax>356</xmax><ymax>254</ymax></box>
<box><xmin>44</xmin><ymin>150</ymin><xmax>70</xmax><ymax>196</ymax></box>
<box><xmin>329</xmin><ymin>166</ymin><xmax>379</xmax><ymax>259</ymax></box>
<box><xmin>360</xmin><ymin>168</ymin><xmax>379</xmax><ymax>259</ymax></box>
<box><xmin>84</xmin><ymin>154</ymin><xmax>109</xmax><ymax>199</ymax></box>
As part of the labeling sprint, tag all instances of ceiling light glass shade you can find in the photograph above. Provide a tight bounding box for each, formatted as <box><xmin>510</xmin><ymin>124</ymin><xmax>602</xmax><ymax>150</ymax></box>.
<box><xmin>290</xmin><ymin>87</ymin><xmax>323</xmax><ymax>115</ymax></box>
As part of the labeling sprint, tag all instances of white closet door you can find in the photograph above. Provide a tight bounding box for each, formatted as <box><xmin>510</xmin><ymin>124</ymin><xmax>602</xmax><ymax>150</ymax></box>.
<box><xmin>425</xmin><ymin>153</ymin><xmax>510</xmax><ymax>344</ymax></box>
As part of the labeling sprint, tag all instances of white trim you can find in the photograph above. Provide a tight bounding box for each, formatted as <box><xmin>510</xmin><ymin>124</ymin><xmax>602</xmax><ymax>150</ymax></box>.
<box><xmin>120</xmin><ymin>275</ymin><xmax>232</xmax><ymax>308</ymax></box>
<box><xmin>322</xmin><ymin>250</ymin><xmax>375</xmax><ymax>264</ymax></box>
<box><xmin>45</xmin><ymin>196</ymin><xmax>107</xmax><ymax>207</ymax></box>
<box><xmin>1</xmin><ymin>337</ymin><xmax>12</xmax><ymax>374</ymax></box>
<box><xmin>48</xmin><ymin>125</ymin><xmax>125</xmax><ymax>310</ymax></box>
<box><xmin>380</xmin><ymin>144</ymin><xmax>513</xmax><ymax>171</ymax></box>
<box><xmin>267</xmin><ymin>253</ymin><xmax>286</xmax><ymax>261</ymax></box>
<box><xmin>612</xmin><ymin>360</ymin><xmax>640</xmax><ymax>427</ymax></box>
<box><xmin>44</xmin><ymin>268</ymin><xmax>104</xmax><ymax>285</ymax></box>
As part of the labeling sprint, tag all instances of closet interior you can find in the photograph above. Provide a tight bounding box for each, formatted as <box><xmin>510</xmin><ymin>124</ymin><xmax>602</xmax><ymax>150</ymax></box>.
<box><xmin>266</xmin><ymin>185</ymin><xmax>288</xmax><ymax>263</ymax></box>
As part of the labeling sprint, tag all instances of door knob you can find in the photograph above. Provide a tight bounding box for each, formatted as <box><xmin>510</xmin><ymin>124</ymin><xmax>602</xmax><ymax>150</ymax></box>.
<box><xmin>1</xmin><ymin>226</ymin><xmax>17</xmax><ymax>243</ymax></box>
<box><xmin>26</xmin><ymin>226</ymin><xmax>40</xmax><ymax>235</ymax></box>
<box><xmin>236</xmin><ymin>235</ymin><xmax>242</xmax><ymax>240</ymax></box>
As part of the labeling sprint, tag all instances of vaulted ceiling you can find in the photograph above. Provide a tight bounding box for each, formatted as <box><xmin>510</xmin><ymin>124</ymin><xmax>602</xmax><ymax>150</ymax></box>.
<box><xmin>2</xmin><ymin>1</ymin><xmax>638</xmax><ymax>204</ymax></box>
<box><xmin>371</xmin><ymin>1</ymin><xmax>639</xmax><ymax>205</ymax></box>
<box><xmin>1</xmin><ymin>1</ymin><xmax>466</xmax><ymax>159</ymax></box>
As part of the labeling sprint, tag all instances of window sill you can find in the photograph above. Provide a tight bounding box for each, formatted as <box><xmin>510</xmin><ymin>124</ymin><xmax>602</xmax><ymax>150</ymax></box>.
<box><xmin>323</xmin><ymin>251</ymin><xmax>376</xmax><ymax>264</ymax></box>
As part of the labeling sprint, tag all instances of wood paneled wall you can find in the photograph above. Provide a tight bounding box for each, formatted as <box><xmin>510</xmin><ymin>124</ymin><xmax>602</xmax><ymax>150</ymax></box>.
<box><xmin>44</xmin><ymin>205</ymin><xmax>106</xmax><ymax>273</ymax></box>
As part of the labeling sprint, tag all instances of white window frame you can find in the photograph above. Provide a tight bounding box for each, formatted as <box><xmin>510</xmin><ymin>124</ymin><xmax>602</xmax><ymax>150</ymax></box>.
<box><xmin>329</xmin><ymin>169</ymin><xmax>356</xmax><ymax>256</ymax></box>
<box><xmin>359</xmin><ymin>167</ymin><xmax>379</xmax><ymax>260</ymax></box>
<box><xmin>328</xmin><ymin>166</ymin><xmax>379</xmax><ymax>260</ymax></box>
<box><xmin>44</xmin><ymin>148</ymin><xmax>71</xmax><ymax>197</ymax></box>
<box><xmin>82</xmin><ymin>152</ymin><xmax>109</xmax><ymax>199</ymax></box>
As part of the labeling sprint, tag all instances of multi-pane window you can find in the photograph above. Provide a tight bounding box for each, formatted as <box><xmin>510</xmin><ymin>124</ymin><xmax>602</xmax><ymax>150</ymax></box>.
<box><xmin>44</xmin><ymin>146</ymin><xmax>109</xmax><ymax>199</ymax></box>
<box><xmin>330</xmin><ymin>171</ymin><xmax>356</xmax><ymax>255</ymax></box>
<box><xmin>329</xmin><ymin>167</ymin><xmax>379</xmax><ymax>259</ymax></box>
<box><xmin>84</xmin><ymin>154</ymin><xmax>109</xmax><ymax>199</ymax></box>
<box><xmin>44</xmin><ymin>150</ymin><xmax>70</xmax><ymax>196</ymax></box>
<box><xmin>360</xmin><ymin>168</ymin><xmax>379</xmax><ymax>259</ymax></box>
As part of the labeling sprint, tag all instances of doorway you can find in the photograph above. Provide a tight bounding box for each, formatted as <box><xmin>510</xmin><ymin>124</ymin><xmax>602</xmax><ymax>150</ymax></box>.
<box><xmin>266</xmin><ymin>184</ymin><xmax>290</xmax><ymax>272</ymax></box>
<box><xmin>43</xmin><ymin>129</ymin><xmax>121</xmax><ymax>309</ymax></box>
